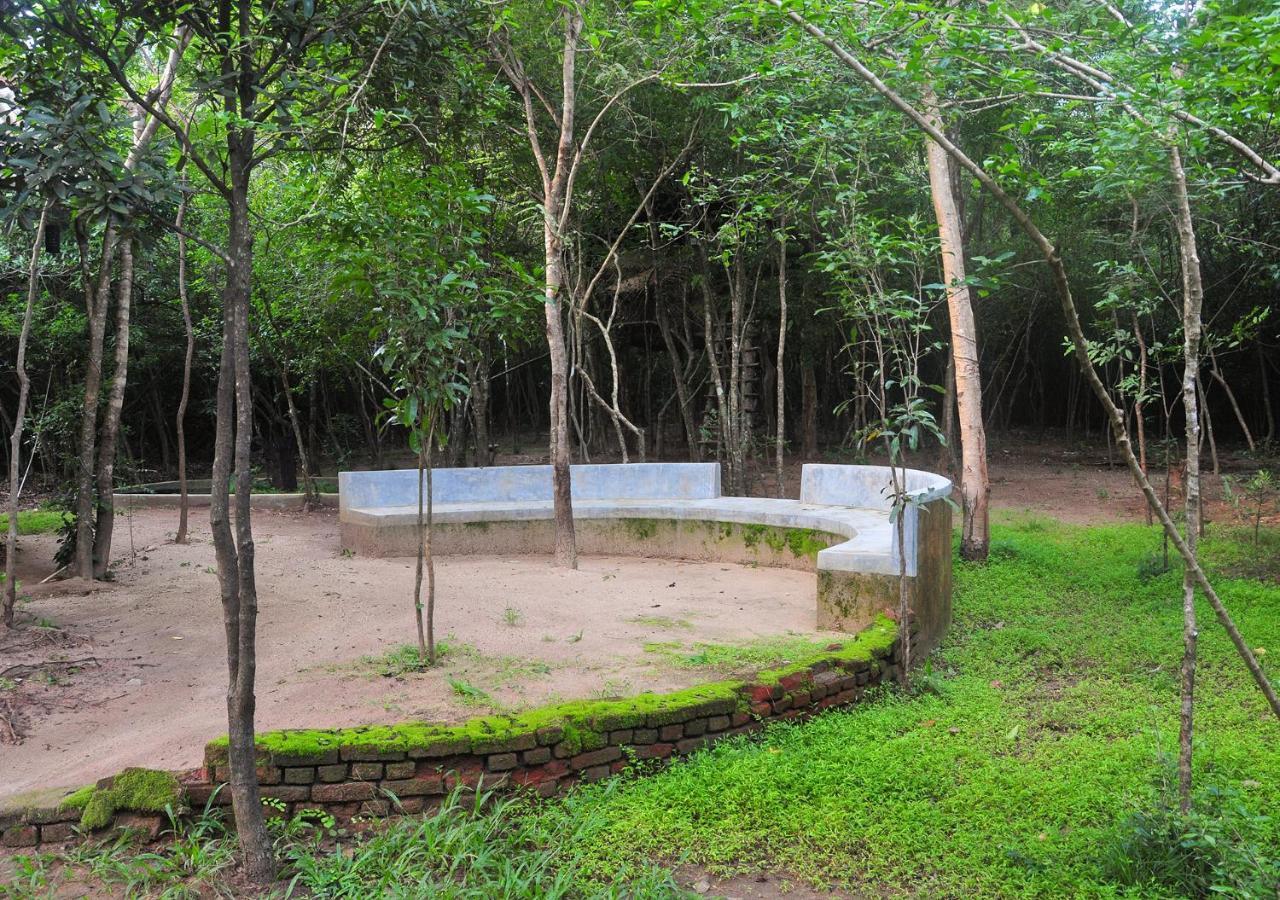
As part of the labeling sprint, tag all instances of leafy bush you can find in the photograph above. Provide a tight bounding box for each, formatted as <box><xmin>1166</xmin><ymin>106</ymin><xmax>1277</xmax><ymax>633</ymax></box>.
<box><xmin>1105</xmin><ymin>778</ymin><xmax>1279</xmax><ymax>898</ymax></box>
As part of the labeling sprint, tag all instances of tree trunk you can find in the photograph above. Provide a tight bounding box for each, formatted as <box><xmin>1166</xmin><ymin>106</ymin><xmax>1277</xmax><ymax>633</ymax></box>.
<box><xmin>176</xmin><ymin>192</ymin><xmax>194</xmax><ymax>544</ymax></box>
<box><xmin>471</xmin><ymin>352</ymin><xmax>491</xmax><ymax>467</ymax></box>
<box><xmin>73</xmin><ymin>228</ymin><xmax>120</xmax><ymax>578</ymax></box>
<box><xmin>1258</xmin><ymin>343</ymin><xmax>1275</xmax><ymax>444</ymax></box>
<box><xmin>923</xmin><ymin>88</ymin><xmax>989</xmax><ymax>561</ymax></box>
<box><xmin>775</xmin><ymin>227</ymin><xmax>788</xmax><ymax>498</ymax></box>
<box><xmin>91</xmin><ymin>238</ymin><xmax>136</xmax><ymax>579</ymax></box>
<box><xmin>1208</xmin><ymin>349</ymin><xmax>1254</xmax><ymax>451</ymax></box>
<box><xmin>1169</xmin><ymin>144</ymin><xmax>1201</xmax><ymax>814</ymax></box>
<box><xmin>278</xmin><ymin>365</ymin><xmax>316</xmax><ymax>506</ymax></box>
<box><xmin>210</xmin><ymin>161</ymin><xmax>274</xmax><ymax>883</ymax></box>
<box><xmin>3</xmin><ymin>204</ymin><xmax>49</xmax><ymax>630</ymax></box>
<box><xmin>413</xmin><ymin>441</ymin><xmax>428</xmax><ymax>665</ymax></box>
<box><xmin>801</xmin><ymin>362</ymin><xmax>818</xmax><ymax>458</ymax></box>
<box><xmin>1134</xmin><ymin>313</ymin><xmax>1152</xmax><ymax>525</ymax></box>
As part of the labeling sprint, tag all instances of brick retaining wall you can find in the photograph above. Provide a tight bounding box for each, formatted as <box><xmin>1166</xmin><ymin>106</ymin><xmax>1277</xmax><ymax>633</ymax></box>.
<box><xmin>2</xmin><ymin>623</ymin><xmax>907</xmax><ymax>851</ymax></box>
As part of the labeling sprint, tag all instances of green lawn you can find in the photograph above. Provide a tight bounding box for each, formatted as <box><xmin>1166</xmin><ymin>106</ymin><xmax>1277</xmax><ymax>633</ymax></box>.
<box><xmin>4</xmin><ymin>517</ymin><xmax>1277</xmax><ymax>898</ymax></box>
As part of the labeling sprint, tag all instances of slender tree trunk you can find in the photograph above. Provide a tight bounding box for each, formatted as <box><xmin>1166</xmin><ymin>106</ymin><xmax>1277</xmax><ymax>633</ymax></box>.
<box><xmin>1258</xmin><ymin>343</ymin><xmax>1275</xmax><ymax>444</ymax></box>
<box><xmin>175</xmin><ymin>193</ymin><xmax>194</xmax><ymax>544</ymax></box>
<box><xmin>1208</xmin><ymin>350</ymin><xmax>1254</xmax><ymax>451</ymax></box>
<box><xmin>426</xmin><ymin>431</ymin><xmax>436</xmax><ymax>664</ymax></box>
<box><xmin>413</xmin><ymin>441</ymin><xmax>427</xmax><ymax>665</ymax></box>
<box><xmin>91</xmin><ymin>238</ymin><xmax>136</xmax><ymax>579</ymax></box>
<box><xmin>1169</xmin><ymin>145</ymin><xmax>1202</xmax><ymax>814</ymax></box>
<box><xmin>278</xmin><ymin>366</ymin><xmax>316</xmax><ymax>506</ymax></box>
<box><xmin>73</xmin><ymin>228</ymin><xmax>120</xmax><ymax>579</ymax></box>
<box><xmin>775</xmin><ymin>227</ymin><xmax>788</xmax><ymax>498</ymax></box>
<box><xmin>923</xmin><ymin>87</ymin><xmax>989</xmax><ymax>561</ymax></box>
<box><xmin>3</xmin><ymin>204</ymin><xmax>49</xmax><ymax>630</ymax></box>
<box><xmin>1134</xmin><ymin>313</ymin><xmax>1152</xmax><ymax>525</ymax></box>
<box><xmin>210</xmin><ymin>160</ymin><xmax>273</xmax><ymax>883</ymax></box>
<box><xmin>472</xmin><ymin>352</ymin><xmax>491</xmax><ymax>467</ymax></box>
<box><xmin>801</xmin><ymin>362</ymin><xmax>818</xmax><ymax>458</ymax></box>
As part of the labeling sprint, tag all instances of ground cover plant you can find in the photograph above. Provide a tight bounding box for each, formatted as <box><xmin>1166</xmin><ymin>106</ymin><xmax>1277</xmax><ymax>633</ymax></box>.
<box><xmin>4</xmin><ymin>517</ymin><xmax>1275</xmax><ymax>897</ymax></box>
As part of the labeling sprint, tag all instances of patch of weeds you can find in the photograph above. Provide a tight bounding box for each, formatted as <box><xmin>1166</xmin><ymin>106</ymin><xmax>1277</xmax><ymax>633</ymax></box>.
<box><xmin>644</xmin><ymin>632</ymin><xmax>837</xmax><ymax>674</ymax></box>
<box><xmin>502</xmin><ymin>606</ymin><xmax>524</xmax><ymax>627</ymax></box>
<box><xmin>448</xmin><ymin>677</ymin><xmax>495</xmax><ymax>708</ymax></box>
<box><xmin>627</xmin><ymin>614</ymin><xmax>693</xmax><ymax>630</ymax></box>
<box><xmin>0</xmin><ymin>677</ymin><xmax>16</xmax><ymax>691</ymax></box>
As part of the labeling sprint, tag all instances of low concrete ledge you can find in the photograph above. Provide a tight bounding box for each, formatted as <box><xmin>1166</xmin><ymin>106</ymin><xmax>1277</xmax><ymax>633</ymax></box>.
<box><xmin>338</xmin><ymin>462</ymin><xmax>953</xmax><ymax>655</ymax></box>
<box><xmin>113</xmin><ymin>491</ymin><xmax>338</xmax><ymax>511</ymax></box>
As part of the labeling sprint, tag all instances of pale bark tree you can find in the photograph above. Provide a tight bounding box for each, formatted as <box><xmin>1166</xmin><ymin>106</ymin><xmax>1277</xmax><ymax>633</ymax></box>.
<box><xmin>923</xmin><ymin>87</ymin><xmax>989</xmax><ymax>561</ymax></box>
<box><xmin>3</xmin><ymin>203</ymin><xmax>50</xmax><ymax>630</ymax></box>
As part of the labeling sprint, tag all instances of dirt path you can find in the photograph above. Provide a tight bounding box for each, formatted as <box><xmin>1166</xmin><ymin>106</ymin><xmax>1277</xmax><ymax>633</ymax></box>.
<box><xmin>1</xmin><ymin>508</ymin><xmax>822</xmax><ymax>802</ymax></box>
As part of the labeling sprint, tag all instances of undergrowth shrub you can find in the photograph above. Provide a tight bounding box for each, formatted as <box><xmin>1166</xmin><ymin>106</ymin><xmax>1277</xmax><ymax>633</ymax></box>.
<box><xmin>1104</xmin><ymin>775</ymin><xmax>1279</xmax><ymax>898</ymax></box>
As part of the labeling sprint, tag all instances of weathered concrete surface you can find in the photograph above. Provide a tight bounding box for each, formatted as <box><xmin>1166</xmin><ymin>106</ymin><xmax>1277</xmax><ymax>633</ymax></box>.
<box><xmin>339</xmin><ymin>462</ymin><xmax>954</xmax><ymax>653</ymax></box>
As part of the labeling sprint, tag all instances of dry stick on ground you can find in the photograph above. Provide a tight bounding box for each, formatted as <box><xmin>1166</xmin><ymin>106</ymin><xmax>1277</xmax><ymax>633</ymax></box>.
<box><xmin>766</xmin><ymin>1</ymin><xmax>1280</xmax><ymax>719</ymax></box>
<box><xmin>3</xmin><ymin>203</ymin><xmax>50</xmax><ymax>631</ymax></box>
<box><xmin>175</xmin><ymin>189</ymin><xmax>194</xmax><ymax>544</ymax></box>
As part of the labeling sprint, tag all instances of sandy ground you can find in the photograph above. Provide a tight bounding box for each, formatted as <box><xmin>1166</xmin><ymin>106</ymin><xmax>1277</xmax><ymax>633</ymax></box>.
<box><xmin>0</xmin><ymin>508</ymin><xmax>824</xmax><ymax>802</ymax></box>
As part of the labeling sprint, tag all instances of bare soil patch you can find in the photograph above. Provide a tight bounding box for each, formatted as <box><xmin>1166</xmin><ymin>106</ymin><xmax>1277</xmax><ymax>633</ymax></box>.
<box><xmin>1</xmin><ymin>507</ymin><xmax>823</xmax><ymax>802</ymax></box>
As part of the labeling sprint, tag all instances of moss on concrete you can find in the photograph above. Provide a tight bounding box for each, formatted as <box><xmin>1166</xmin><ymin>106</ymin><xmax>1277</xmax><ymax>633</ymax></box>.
<box><xmin>619</xmin><ymin>518</ymin><xmax>659</xmax><ymax>541</ymax></box>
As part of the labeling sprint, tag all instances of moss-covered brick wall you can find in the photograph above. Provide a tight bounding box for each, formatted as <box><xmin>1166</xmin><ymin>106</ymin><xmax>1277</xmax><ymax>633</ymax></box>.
<box><xmin>4</xmin><ymin>617</ymin><xmax>902</xmax><ymax>849</ymax></box>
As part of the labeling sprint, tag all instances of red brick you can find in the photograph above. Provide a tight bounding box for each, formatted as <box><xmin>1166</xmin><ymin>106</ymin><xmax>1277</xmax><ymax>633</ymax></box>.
<box><xmin>261</xmin><ymin>785</ymin><xmax>311</xmax><ymax>802</ymax></box>
<box><xmin>730</xmin><ymin>712</ymin><xmax>751</xmax><ymax>728</ymax></box>
<box><xmin>358</xmin><ymin>800</ymin><xmax>391</xmax><ymax>817</ymax></box>
<box><xmin>523</xmin><ymin>747</ymin><xmax>551</xmax><ymax>765</ymax></box>
<box><xmin>791</xmin><ymin>691</ymin><xmax>812</xmax><ymax>708</ymax></box>
<box><xmin>488</xmin><ymin>753</ymin><xmax>519</xmax><ymax>772</ymax></box>
<box><xmin>385</xmin><ymin>761</ymin><xmax>415</xmax><ymax>780</ymax></box>
<box><xmin>608</xmin><ymin>729</ymin><xmax>633</xmax><ymax>745</ymax></box>
<box><xmin>39</xmin><ymin>822</ymin><xmax>76</xmax><ymax>843</ymax></box>
<box><xmin>676</xmin><ymin>736</ymin><xmax>709</xmax><ymax>755</ymax></box>
<box><xmin>683</xmin><ymin>718</ymin><xmax>707</xmax><ymax>737</ymax></box>
<box><xmin>778</xmin><ymin>673</ymin><xmax>808</xmax><ymax>691</ymax></box>
<box><xmin>1</xmin><ymin>825</ymin><xmax>37</xmax><ymax>848</ymax></box>
<box><xmin>772</xmin><ymin>696</ymin><xmax>793</xmax><ymax>713</ymax></box>
<box><xmin>283</xmin><ymin>767</ymin><xmax>316</xmax><ymax>785</ymax></box>
<box><xmin>747</xmin><ymin>683</ymin><xmax>780</xmax><ymax>702</ymax></box>
<box><xmin>317</xmin><ymin>764</ymin><xmax>348</xmax><ymax>783</ymax></box>
<box><xmin>257</xmin><ymin>766</ymin><xmax>282</xmax><ymax>786</ymax></box>
<box><xmin>312</xmin><ymin>782</ymin><xmax>375</xmax><ymax>802</ymax></box>
<box><xmin>581</xmin><ymin>764</ymin><xmax>612</xmax><ymax>783</ymax></box>
<box><xmin>749</xmin><ymin>701</ymin><xmax>771</xmax><ymax>717</ymax></box>
<box><xmin>659</xmin><ymin>724</ymin><xmax>683</xmax><ymax>741</ymax></box>
<box><xmin>635</xmin><ymin>742</ymin><xmax>674</xmax><ymax>760</ymax></box>
<box><xmin>707</xmin><ymin>715</ymin><xmax>730</xmax><ymax>732</ymax></box>
<box><xmin>570</xmin><ymin>746</ymin><xmax>622</xmax><ymax>770</ymax></box>
<box><xmin>381</xmin><ymin>776</ymin><xmax>445</xmax><ymax>797</ymax></box>
<box><xmin>350</xmin><ymin>763</ymin><xmax>384</xmax><ymax>781</ymax></box>
<box><xmin>631</xmin><ymin>728</ymin><xmax>658</xmax><ymax>745</ymax></box>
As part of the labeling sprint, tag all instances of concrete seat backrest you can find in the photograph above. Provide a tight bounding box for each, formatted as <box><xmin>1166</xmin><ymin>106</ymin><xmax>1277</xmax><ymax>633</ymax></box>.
<box><xmin>340</xmin><ymin>462</ymin><xmax>721</xmax><ymax>512</ymax></box>
<box><xmin>799</xmin><ymin>464</ymin><xmax>951</xmax><ymax>511</ymax></box>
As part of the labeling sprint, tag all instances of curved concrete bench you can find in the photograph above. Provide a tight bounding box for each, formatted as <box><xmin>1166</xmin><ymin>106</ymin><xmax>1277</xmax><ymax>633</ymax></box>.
<box><xmin>339</xmin><ymin>462</ymin><xmax>953</xmax><ymax>653</ymax></box>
